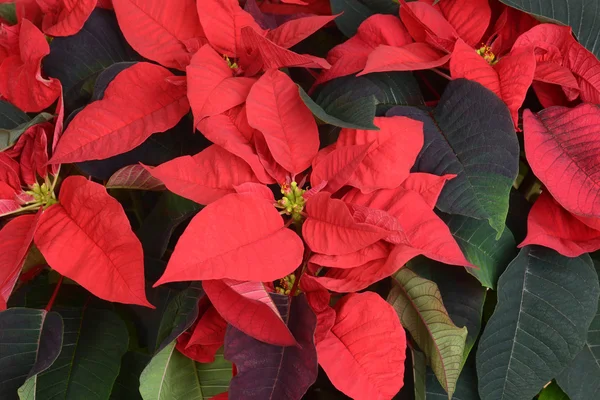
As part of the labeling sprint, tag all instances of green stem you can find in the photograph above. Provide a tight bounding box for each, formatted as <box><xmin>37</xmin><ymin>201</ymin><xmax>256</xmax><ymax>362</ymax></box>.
<box><xmin>1</xmin><ymin>203</ymin><xmax>43</xmax><ymax>217</ymax></box>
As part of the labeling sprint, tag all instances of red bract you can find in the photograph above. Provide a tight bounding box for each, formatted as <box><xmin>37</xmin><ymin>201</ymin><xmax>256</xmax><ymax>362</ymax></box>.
<box><xmin>317</xmin><ymin>292</ymin><xmax>406</xmax><ymax>400</ymax></box>
<box><xmin>37</xmin><ymin>0</ymin><xmax>96</xmax><ymax>37</ymax></box>
<box><xmin>34</xmin><ymin>176</ymin><xmax>153</xmax><ymax>307</ymax></box>
<box><xmin>0</xmin><ymin>19</ymin><xmax>61</xmax><ymax>112</ymax></box>
<box><xmin>50</xmin><ymin>62</ymin><xmax>190</xmax><ymax>163</ymax></box>
<box><xmin>177</xmin><ymin>305</ymin><xmax>227</xmax><ymax>363</ymax></box>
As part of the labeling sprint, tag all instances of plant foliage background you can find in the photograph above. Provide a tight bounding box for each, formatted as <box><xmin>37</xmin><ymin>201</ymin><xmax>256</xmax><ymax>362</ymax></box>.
<box><xmin>0</xmin><ymin>0</ymin><xmax>599</xmax><ymax>399</ymax></box>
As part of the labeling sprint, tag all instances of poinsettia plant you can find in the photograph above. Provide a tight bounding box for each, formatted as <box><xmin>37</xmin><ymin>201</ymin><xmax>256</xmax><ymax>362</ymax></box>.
<box><xmin>1</xmin><ymin>0</ymin><xmax>600</xmax><ymax>399</ymax></box>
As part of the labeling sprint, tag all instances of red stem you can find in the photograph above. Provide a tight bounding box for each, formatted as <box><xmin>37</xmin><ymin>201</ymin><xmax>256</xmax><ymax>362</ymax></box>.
<box><xmin>45</xmin><ymin>276</ymin><xmax>64</xmax><ymax>312</ymax></box>
<box><xmin>416</xmin><ymin>71</ymin><xmax>441</xmax><ymax>100</ymax></box>
<box><xmin>431</xmin><ymin>68</ymin><xmax>452</xmax><ymax>81</ymax></box>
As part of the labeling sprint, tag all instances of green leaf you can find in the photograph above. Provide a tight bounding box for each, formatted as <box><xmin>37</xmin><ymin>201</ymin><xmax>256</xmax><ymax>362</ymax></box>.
<box><xmin>425</xmin><ymin>357</ymin><xmax>480</xmax><ymax>400</ymax></box>
<box><xmin>388</xmin><ymin>79</ymin><xmax>519</xmax><ymax>238</ymax></box>
<box><xmin>330</xmin><ymin>0</ymin><xmax>399</xmax><ymax>37</ymax></box>
<box><xmin>438</xmin><ymin>213</ymin><xmax>517</xmax><ymax>289</ymax></box>
<box><xmin>299</xmin><ymin>86</ymin><xmax>377</xmax><ymax>130</ymax></box>
<box><xmin>538</xmin><ymin>382</ymin><xmax>570</xmax><ymax>400</ymax></box>
<box><xmin>21</xmin><ymin>307</ymin><xmax>129</xmax><ymax>399</ymax></box>
<box><xmin>0</xmin><ymin>113</ymin><xmax>55</xmax><ymax>152</ymax></box>
<box><xmin>139</xmin><ymin>341</ymin><xmax>231</xmax><ymax>400</ymax></box>
<box><xmin>500</xmin><ymin>0</ymin><xmax>600</xmax><ymax>59</ymax></box>
<box><xmin>412</xmin><ymin>349</ymin><xmax>427</xmax><ymax>400</ymax></box>
<box><xmin>476</xmin><ymin>246</ymin><xmax>600</xmax><ymax>400</ymax></box>
<box><xmin>407</xmin><ymin>257</ymin><xmax>486</xmax><ymax>362</ymax></box>
<box><xmin>136</xmin><ymin>192</ymin><xmax>201</xmax><ymax>260</ymax></box>
<box><xmin>388</xmin><ymin>268</ymin><xmax>468</xmax><ymax>398</ymax></box>
<box><xmin>109</xmin><ymin>351</ymin><xmax>152</xmax><ymax>400</ymax></box>
<box><xmin>0</xmin><ymin>100</ymin><xmax>31</xmax><ymax>150</ymax></box>
<box><xmin>155</xmin><ymin>282</ymin><xmax>204</xmax><ymax>352</ymax></box>
<box><xmin>556</xmin><ymin>256</ymin><xmax>600</xmax><ymax>400</ymax></box>
<box><xmin>306</xmin><ymin>72</ymin><xmax>424</xmax><ymax>131</ymax></box>
<box><xmin>0</xmin><ymin>308</ymin><xmax>63</xmax><ymax>400</ymax></box>
<box><xmin>0</xmin><ymin>3</ymin><xmax>17</xmax><ymax>25</ymax></box>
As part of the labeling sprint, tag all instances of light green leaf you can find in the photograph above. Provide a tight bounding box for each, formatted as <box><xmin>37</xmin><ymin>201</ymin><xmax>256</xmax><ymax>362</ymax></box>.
<box><xmin>20</xmin><ymin>307</ymin><xmax>129</xmax><ymax>399</ymax></box>
<box><xmin>412</xmin><ymin>349</ymin><xmax>427</xmax><ymax>400</ymax></box>
<box><xmin>500</xmin><ymin>0</ymin><xmax>600</xmax><ymax>59</ymax></box>
<box><xmin>0</xmin><ymin>3</ymin><xmax>16</xmax><ymax>25</ymax></box>
<box><xmin>476</xmin><ymin>246</ymin><xmax>599</xmax><ymax>400</ymax></box>
<box><xmin>388</xmin><ymin>268</ymin><xmax>467</xmax><ymax>398</ymax></box>
<box><xmin>438</xmin><ymin>213</ymin><xmax>517</xmax><ymax>289</ymax></box>
<box><xmin>139</xmin><ymin>341</ymin><xmax>231</xmax><ymax>400</ymax></box>
<box><xmin>538</xmin><ymin>381</ymin><xmax>570</xmax><ymax>400</ymax></box>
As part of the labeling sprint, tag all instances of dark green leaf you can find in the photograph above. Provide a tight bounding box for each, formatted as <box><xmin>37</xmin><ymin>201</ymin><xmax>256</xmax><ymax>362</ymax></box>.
<box><xmin>299</xmin><ymin>86</ymin><xmax>377</xmax><ymax>130</ymax></box>
<box><xmin>500</xmin><ymin>0</ymin><xmax>600</xmax><ymax>59</ymax></box>
<box><xmin>506</xmin><ymin>189</ymin><xmax>532</xmax><ymax>244</ymax></box>
<box><xmin>538</xmin><ymin>382</ymin><xmax>570</xmax><ymax>400</ymax></box>
<box><xmin>155</xmin><ymin>283</ymin><xmax>204</xmax><ymax>353</ymax></box>
<box><xmin>388</xmin><ymin>268</ymin><xmax>467</xmax><ymax>398</ymax></box>
<box><xmin>307</xmin><ymin>72</ymin><xmax>424</xmax><ymax>130</ymax></box>
<box><xmin>139</xmin><ymin>342</ymin><xmax>231</xmax><ymax>400</ymax></box>
<box><xmin>0</xmin><ymin>3</ymin><xmax>16</xmax><ymax>25</ymax></box>
<box><xmin>330</xmin><ymin>0</ymin><xmax>399</xmax><ymax>37</ymax></box>
<box><xmin>0</xmin><ymin>100</ymin><xmax>31</xmax><ymax>150</ymax></box>
<box><xmin>0</xmin><ymin>308</ymin><xmax>63</xmax><ymax>400</ymax></box>
<box><xmin>92</xmin><ymin>62</ymin><xmax>139</xmax><ymax>101</ymax></box>
<box><xmin>476</xmin><ymin>246</ymin><xmax>599</xmax><ymax>400</ymax></box>
<box><xmin>408</xmin><ymin>257</ymin><xmax>486</xmax><ymax>361</ymax></box>
<box><xmin>556</xmin><ymin>257</ymin><xmax>600</xmax><ymax>400</ymax></box>
<box><xmin>0</xmin><ymin>112</ymin><xmax>55</xmax><ymax>151</ymax></box>
<box><xmin>438</xmin><ymin>212</ymin><xmax>517</xmax><ymax>289</ymax></box>
<box><xmin>109</xmin><ymin>351</ymin><xmax>152</xmax><ymax>400</ymax></box>
<box><xmin>388</xmin><ymin>79</ymin><xmax>519</xmax><ymax>238</ymax></box>
<box><xmin>43</xmin><ymin>8</ymin><xmax>141</xmax><ymax>114</ymax></box>
<box><xmin>20</xmin><ymin>307</ymin><xmax>129</xmax><ymax>399</ymax></box>
<box><xmin>136</xmin><ymin>192</ymin><xmax>201</xmax><ymax>260</ymax></box>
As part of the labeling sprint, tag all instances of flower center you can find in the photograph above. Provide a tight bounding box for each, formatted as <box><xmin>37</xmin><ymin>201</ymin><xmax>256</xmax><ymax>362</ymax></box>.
<box><xmin>276</xmin><ymin>273</ymin><xmax>300</xmax><ymax>296</ymax></box>
<box><xmin>276</xmin><ymin>181</ymin><xmax>306</xmax><ymax>222</ymax></box>
<box><xmin>476</xmin><ymin>45</ymin><xmax>497</xmax><ymax>65</ymax></box>
<box><xmin>223</xmin><ymin>55</ymin><xmax>238</xmax><ymax>70</ymax></box>
<box><xmin>25</xmin><ymin>182</ymin><xmax>57</xmax><ymax>207</ymax></box>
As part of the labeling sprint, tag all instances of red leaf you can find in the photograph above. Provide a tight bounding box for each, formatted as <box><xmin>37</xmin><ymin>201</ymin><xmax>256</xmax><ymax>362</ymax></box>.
<box><xmin>299</xmin><ymin>274</ymin><xmax>335</xmax><ymax>344</ymax></box>
<box><xmin>14</xmin><ymin>124</ymin><xmax>50</xmax><ymax>186</ymax></box>
<box><xmin>400</xmin><ymin>1</ymin><xmax>458</xmax><ymax>50</ymax></box>
<box><xmin>513</xmin><ymin>24</ymin><xmax>600</xmax><ymax>104</ymax></box>
<box><xmin>360</xmin><ymin>43</ymin><xmax>451</xmax><ymax>75</ymax></box>
<box><xmin>317</xmin><ymin>292</ymin><xmax>406</xmax><ymax>400</ymax></box>
<box><xmin>316</xmin><ymin>14</ymin><xmax>412</xmax><ymax>85</ymax></box>
<box><xmin>523</xmin><ymin>104</ymin><xmax>600</xmax><ymax>218</ymax></box>
<box><xmin>113</xmin><ymin>0</ymin><xmax>205</xmax><ymax>69</ymax></box>
<box><xmin>488</xmin><ymin>6</ymin><xmax>538</xmax><ymax>57</ymax></box>
<box><xmin>450</xmin><ymin>39</ymin><xmax>535</xmax><ymax>126</ymax></box>
<box><xmin>240</xmin><ymin>26</ymin><xmax>330</xmax><ymax>74</ymax></box>
<box><xmin>315</xmin><ymin>245</ymin><xmax>419</xmax><ymax>292</ymax></box>
<box><xmin>50</xmin><ymin>62</ymin><xmax>190</xmax><ymax>163</ymax></box>
<box><xmin>343</xmin><ymin>188</ymin><xmax>471</xmax><ymax>266</ymax></box>
<box><xmin>233</xmin><ymin>182</ymin><xmax>275</xmax><ymax>202</ymax></box>
<box><xmin>310</xmin><ymin>143</ymin><xmax>372</xmax><ymax>193</ymax></box>
<box><xmin>303</xmin><ymin>192</ymin><xmax>391</xmax><ymax>256</ymax></box>
<box><xmin>210</xmin><ymin>393</ymin><xmax>228</xmax><ymax>400</ymax></box>
<box><xmin>106</xmin><ymin>165</ymin><xmax>165</xmax><ymax>191</ymax></box>
<box><xmin>267</xmin><ymin>14</ymin><xmax>337</xmax><ymax>49</ymax></box>
<box><xmin>429</xmin><ymin>0</ymin><xmax>491</xmax><ymax>48</ymax></box>
<box><xmin>34</xmin><ymin>176</ymin><xmax>153</xmax><ymax>307</ymax></box>
<box><xmin>0</xmin><ymin>20</ymin><xmax>61</xmax><ymax>112</ymax></box>
<box><xmin>246</xmin><ymin>69</ymin><xmax>319</xmax><ymax>175</ymax></box>
<box><xmin>37</xmin><ymin>0</ymin><xmax>96</xmax><ymax>37</ymax></box>
<box><xmin>253</xmin><ymin>130</ymin><xmax>290</xmax><ymax>183</ymax></box>
<box><xmin>154</xmin><ymin>193</ymin><xmax>304</xmax><ymax>284</ymax></box>
<box><xmin>176</xmin><ymin>305</ymin><xmax>227</xmax><ymax>363</ymax></box>
<box><xmin>0</xmin><ymin>199</ymin><xmax>21</xmax><ymax>217</ymax></box>
<box><xmin>400</xmin><ymin>173</ymin><xmax>455</xmax><ymax>209</ymax></box>
<box><xmin>147</xmin><ymin>145</ymin><xmax>259</xmax><ymax>205</ymax></box>
<box><xmin>310</xmin><ymin>241</ymin><xmax>390</xmax><ymax>269</ymax></box>
<box><xmin>198</xmin><ymin>0</ymin><xmax>265</xmax><ymax>57</ymax></box>
<box><xmin>187</xmin><ymin>45</ymin><xmax>256</xmax><ymax>123</ymax></box>
<box><xmin>336</xmin><ymin>116</ymin><xmax>424</xmax><ymax>192</ymax></box>
<box><xmin>0</xmin><ymin>212</ymin><xmax>40</xmax><ymax>305</ymax></box>
<box><xmin>519</xmin><ymin>191</ymin><xmax>600</xmax><ymax>257</ymax></box>
<box><xmin>0</xmin><ymin>153</ymin><xmax>22</xmax><ymax>193</ymax></box>
<box><xmin>204</xmin><ymin>279</ymin><xmax>296</xmax><ymax>346</ymax></box>
<box><xmin>197</xmin><ymin>107</ymin><xmax>274</xmax><ymax>184</ymax></box>
<box><xmin>533</xmin><ymin>61</ymin><xmax>580</xmax><ymax>100</ymax></box>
